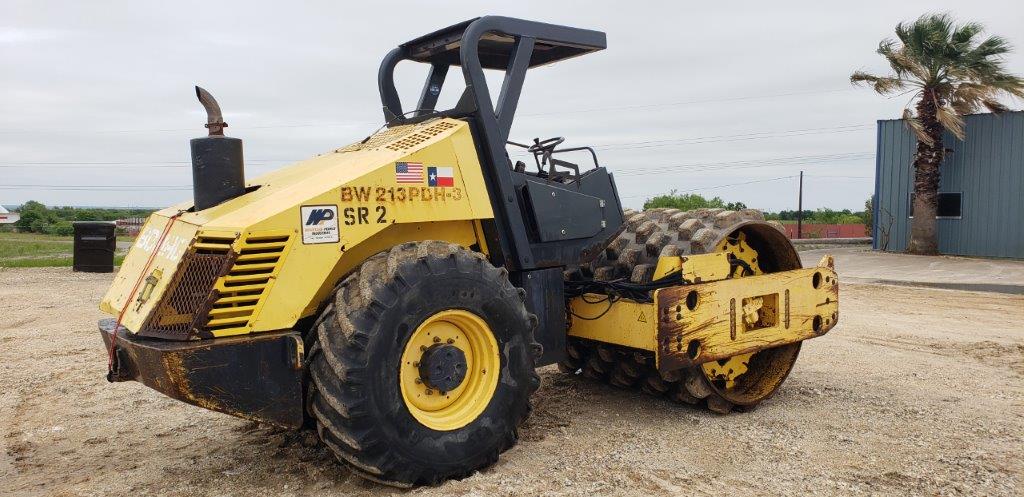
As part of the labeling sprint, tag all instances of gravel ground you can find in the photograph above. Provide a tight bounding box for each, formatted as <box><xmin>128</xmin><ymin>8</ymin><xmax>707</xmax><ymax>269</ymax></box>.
<box><xmin>1</xmin><ymin>267</ymin><xmax>1022</xmax><ymax>496</ymax></box>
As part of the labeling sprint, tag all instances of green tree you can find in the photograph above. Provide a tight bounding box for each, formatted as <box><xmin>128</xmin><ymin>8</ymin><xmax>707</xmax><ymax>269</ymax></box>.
<box><xmin>47</xmin><ymin>221</ymin><xmax>75</xmax><ymax>236</ymax></box>
<box><xmin>864</xmin><ymin>196</ymin><xmax>874</xmax><ymax>236</ymax></box>
<box><xmin>11</xmin><ymin>200</ymin><xmax>154</xmax><ymax>234</ymax></box>
<box><xmin>852</xmin><ymin>13</ymin><xmax>1024</xmax><ymax>254</ymax></box>
<box><xmin>643</xmin><ymin>192</ymin><xmax>745</xmax><ymax>211</ymax></box>
<box><xmin>813</xmin><ymin>208</ymin><xmax>840</xmax><ymax>224</ymax></box>
<box><xmin>14</xmin><ymin>201</ymin><xmax>52</xmax><ymax>232</ymax></box>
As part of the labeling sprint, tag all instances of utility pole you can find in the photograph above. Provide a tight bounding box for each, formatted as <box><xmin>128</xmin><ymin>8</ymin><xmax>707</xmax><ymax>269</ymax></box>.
<box><xmin>796</xmin><ymin>171</ymin><xmax>804</xmax><ymax>239</ymax></box>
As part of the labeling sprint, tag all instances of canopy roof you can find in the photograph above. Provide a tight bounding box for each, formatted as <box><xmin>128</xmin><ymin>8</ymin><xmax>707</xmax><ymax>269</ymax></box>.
<box><xmin>399</xmin><ymin>17</ymin><xmax>606</xmax><ymax>70</ymax></box>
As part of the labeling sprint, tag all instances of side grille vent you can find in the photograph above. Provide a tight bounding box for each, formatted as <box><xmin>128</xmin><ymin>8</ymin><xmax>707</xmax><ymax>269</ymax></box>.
<box><xmin>384</xmin><ymin>120</ymin><xmax>459</xmax><ymax>151</ymax></box>
<box><xmin>193</xmin><ymin>235</ymin><xmax>234</xmax><ymax>254</ymax></box>
<box><xmin>335</xmin><ymin>124</ymin><xmax>417</xmax><ymax>153</ymax></box>
<box><xmin>138</xmin><ymin>234</ymin><xmax>234</xmax><ymax>340</ymax></box>
<box><xmin>204</xmin><ymin>233</ymin><xmax>293</xmax><ymax>334</ymax></box>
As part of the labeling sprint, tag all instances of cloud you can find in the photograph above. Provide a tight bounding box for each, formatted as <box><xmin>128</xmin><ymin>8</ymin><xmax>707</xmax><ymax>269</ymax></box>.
<box><xmin>1</xmin><ymin>1</ymin><xmax>1022</xmax><ymax>210</ymax></box>
<box><xmin>0</xmin><ymin>27</ymin><xmax>71</xmax><ymax>45</ymax></box>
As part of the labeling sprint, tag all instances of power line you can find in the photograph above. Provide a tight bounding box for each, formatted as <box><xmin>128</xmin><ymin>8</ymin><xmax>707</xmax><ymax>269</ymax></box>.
<box><xmin>506</xmin><ymin>124</ymin><xmax>874</xmax><ymax>158</ymax></box>
<box><xmin>519</xmin><ymin>88</ymin><xmax>854</xmax><ymax>117</ymax></box>
<box><xmin>804</xmin><ymin>174</ymin><xmax>873</xmax><ymax>179</ymax></box>
<box><xmin>0</xmin><ymin>121</ymin><xmax>372</xmax><ymax>136</ymax></box>
<box><xmin>612</xmin><ymin>152</ymin><xmax>873</xmax><ymax>177</ymax></box>
<box><xmin>589</xmin><ymin>124</ymin><xmax>870</xmax><ymax>149</ymax></box>
<box><xmin>0</xmin><ymin>87</ymin><xmax>855</xmax><ymax>135</ymax></box>
<box><xmin>1</xmin><ymin>125</ymin><xmax>875</xmax><ymax>168</ymax></box>
<box><xmin>587</xmin><ymin>125</ymin><xmax>872</xmax><ymax>152</ymax></box>
<box><xmin>0</xmin><ymin>185</ymin><xmax>191</xmax><ymax>191</ymax></box>
<box><xmin>620</xmin><ymin>175</ymin><xmax>798</xmax><ymax>200</ymax></box>
<box><xmin>0</xmin><ymin>152</ymin><xmax>873</xmax><ymax>191</ymax></box>
<box><xmin>0</xmin><ymin>160</ymin><xmax>288</xmax><ymax>166</ymax></box>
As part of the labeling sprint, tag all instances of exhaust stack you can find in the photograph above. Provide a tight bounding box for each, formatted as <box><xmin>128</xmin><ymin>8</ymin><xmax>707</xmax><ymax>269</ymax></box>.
<box><xmin>190</xmin><ymin>86</ymin><xmax>245</xmax><ymax>211</ymax></box>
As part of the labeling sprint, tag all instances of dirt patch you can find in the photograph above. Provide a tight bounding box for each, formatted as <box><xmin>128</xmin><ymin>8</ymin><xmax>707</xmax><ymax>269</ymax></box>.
<box><xmin>1</xmin><ymin>268</ymin><xmax>1022</xmax><ymax>496</ymax></box>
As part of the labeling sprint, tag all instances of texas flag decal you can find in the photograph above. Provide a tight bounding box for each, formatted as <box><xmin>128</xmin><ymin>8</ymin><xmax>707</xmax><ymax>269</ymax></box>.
<box><xmin>427</xmin><ymin>166</ymin><xmax>454</xmax><ymax>187</ymax></box>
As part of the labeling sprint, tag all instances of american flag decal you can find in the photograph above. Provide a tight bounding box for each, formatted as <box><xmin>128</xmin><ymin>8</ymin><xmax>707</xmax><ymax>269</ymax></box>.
<box><xmin>395</xmin><ymin>162</ymin><xmax>424</xmax><ymax>183</ymax></box>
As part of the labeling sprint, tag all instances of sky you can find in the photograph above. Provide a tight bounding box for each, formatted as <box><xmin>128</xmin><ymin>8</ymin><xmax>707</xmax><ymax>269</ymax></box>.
<box><xmin>2</xmin><ymin>0</ymin><xmax>1022</xmax><ymax>212</ymax></box>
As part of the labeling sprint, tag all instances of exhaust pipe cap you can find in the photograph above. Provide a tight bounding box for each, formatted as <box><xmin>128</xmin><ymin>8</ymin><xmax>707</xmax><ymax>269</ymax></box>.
<box><xmin>195</xmin><ymin>86</ymin><xmax>228</xmax><ymax>136</ymax></box>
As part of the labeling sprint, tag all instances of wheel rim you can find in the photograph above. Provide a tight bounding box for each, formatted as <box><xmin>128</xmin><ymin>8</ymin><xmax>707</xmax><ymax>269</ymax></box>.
<box><xmin>399</xmin><ymin>310</ymin><xmax>500</xmax><ymax>431</ymax></box>
<box><xmin>701</xmin><ymin>352</ymin><xmax>753</xmax><ymax>390</ymax></box>
<box><xmin>699</xmin><ymin>229</ymin><xmax>801</xmax><ymax>405</ymax></box>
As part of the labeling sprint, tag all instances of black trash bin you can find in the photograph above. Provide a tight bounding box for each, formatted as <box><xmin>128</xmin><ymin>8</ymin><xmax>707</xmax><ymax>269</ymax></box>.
<box><xmin>73</xmin><ymin>221</ymin><xmax>117</xmax><ymax>273</ymax></box>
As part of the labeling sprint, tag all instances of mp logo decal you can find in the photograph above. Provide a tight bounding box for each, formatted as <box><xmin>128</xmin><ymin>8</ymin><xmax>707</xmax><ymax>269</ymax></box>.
<box><xmin>300</xmin><ymin>205</ymin><xmax>340</xmax><ymax>244</ymax></box>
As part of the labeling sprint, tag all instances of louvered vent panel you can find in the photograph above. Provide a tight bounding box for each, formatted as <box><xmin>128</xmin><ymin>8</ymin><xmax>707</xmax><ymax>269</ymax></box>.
<box><xmin>335</xmin><ymin>119</ymin><xmax>460</xmax><ymax>153</ymax></box>
<box><xmin>335</xmin><ymin>124</ymin><xmax>418</xmax><ymax>153</ymax></box>
<box><xmin>204</xmin><ymin>233</ymin><xmax>292</xmax><ymax>334</ymax></box>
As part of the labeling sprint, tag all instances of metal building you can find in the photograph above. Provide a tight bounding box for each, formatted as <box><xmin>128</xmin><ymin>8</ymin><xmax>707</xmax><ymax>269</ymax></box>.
<box><xmin>873</xmin><ymin>111</ymin><xmax>1024</xmax><ymax>258</ymax></box>
<box><xmin>0</xmin><ymin>205</ymin><xmax>19</xmax><ymax>224</ymax></box>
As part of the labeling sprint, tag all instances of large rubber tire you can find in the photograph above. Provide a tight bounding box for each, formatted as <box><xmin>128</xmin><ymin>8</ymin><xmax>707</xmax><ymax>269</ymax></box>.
<box><xmin>306</xmin><ymin>241</ymin><xmax>540</xmax><ymax>486</ymax></box>
<box><xmin>562</xmin><ymin>208</ymin><xmax>801</xmax><ymax>414</ymax></box>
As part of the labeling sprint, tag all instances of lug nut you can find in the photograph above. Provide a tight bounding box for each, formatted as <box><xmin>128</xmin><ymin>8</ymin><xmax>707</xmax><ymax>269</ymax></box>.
<box><xmin>433</xmin><ymin>336</ymin><xmax>441</xmax><ymax>343</ymax></box>
<box><xmin>446</xmin><ymin>338</ymin><xmax>455</xmax><ymax>344</ymax></box>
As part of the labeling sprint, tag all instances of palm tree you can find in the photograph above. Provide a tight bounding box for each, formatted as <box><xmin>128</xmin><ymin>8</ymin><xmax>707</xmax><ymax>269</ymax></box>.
<box><xmin>851</xmin><ymin>13</ymin><xmax>1024</xmax><ymax>255</ymax></box>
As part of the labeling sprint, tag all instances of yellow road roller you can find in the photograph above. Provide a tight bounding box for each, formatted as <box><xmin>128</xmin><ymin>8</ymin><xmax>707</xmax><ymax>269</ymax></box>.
<box><xmin>98</xmin><ymin>16</ymin><xmax>839</xmax><ymax>486</ymax></box>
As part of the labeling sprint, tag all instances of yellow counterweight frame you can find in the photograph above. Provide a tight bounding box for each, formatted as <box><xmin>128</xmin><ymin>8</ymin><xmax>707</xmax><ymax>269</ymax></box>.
<box><xmin>101</xmin><ymin>118</ymin><xmax>497</xmax><ymax>338</ymax></box>
<box><xmin>568</xmin><ymin>254</ymin><xmax>839</xmax><ymax>372</ymax></box>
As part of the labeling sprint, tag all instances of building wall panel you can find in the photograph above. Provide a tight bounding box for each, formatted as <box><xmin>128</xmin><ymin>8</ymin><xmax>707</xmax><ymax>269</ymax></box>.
<box><xmin>873</xmin><ymin>111</ymin><xmax>1023</xmax><ymax>258</ymax></box>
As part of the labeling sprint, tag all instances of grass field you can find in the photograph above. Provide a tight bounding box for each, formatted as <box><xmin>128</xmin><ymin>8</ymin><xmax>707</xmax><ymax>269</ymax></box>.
<box><xmin>0</xmin><ymin>232</ymin><xmax>128</xmax><ymax>268</ymax></box>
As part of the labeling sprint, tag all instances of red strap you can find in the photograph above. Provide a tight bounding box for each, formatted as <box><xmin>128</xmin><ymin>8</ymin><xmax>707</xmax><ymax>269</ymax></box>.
<box><xmin>107</xmin><ymin>212</ymin><xmax>182</xmax><ymax>376</ymax></box>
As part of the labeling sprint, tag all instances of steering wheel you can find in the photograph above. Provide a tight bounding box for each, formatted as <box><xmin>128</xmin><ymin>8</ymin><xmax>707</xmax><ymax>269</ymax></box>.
<box><xmin>527</xmin><ymin>136</ymin><xmax>565</xmax><ymax>154</ymax></box>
